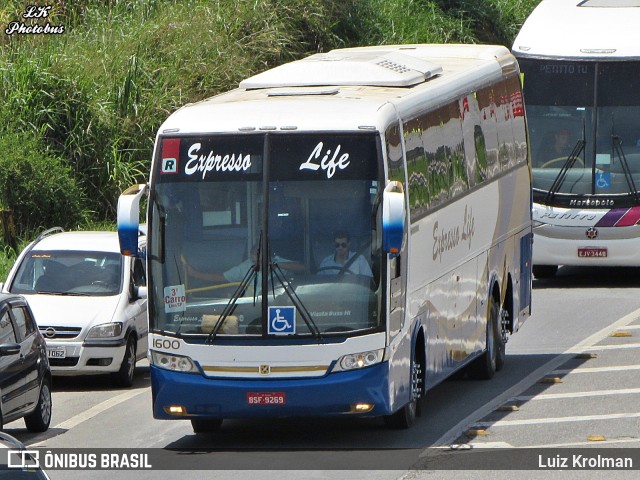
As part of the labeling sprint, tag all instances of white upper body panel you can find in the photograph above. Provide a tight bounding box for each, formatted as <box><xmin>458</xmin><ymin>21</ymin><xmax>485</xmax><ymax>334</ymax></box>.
<box><xmin>156</xmin><ymin>44</ymin><xmax>512</xmax><ymax>136</ymax></box>
<box><xmin>513</xmin><ymin>0</ymin><xmax>640</xmax><ymax>59</ymax></box>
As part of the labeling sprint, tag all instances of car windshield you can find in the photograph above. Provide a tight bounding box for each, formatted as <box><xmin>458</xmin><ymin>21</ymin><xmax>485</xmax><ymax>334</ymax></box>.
<box><xmin>9</xmin><ymin>251</ymin><xmax>123</xmax><ymax>296</ymax></box>
<box><xmin>149</xmin><ymin>133</ymin><xmax>383</xmax><ymax>338</ymax></box>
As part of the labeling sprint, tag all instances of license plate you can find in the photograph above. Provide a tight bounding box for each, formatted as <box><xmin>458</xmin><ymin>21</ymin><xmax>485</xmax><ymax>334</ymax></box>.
<box><xmin>247</xmin><ymin>392</ymin><xmax>286</xmax><ymax>405</ymax></box>
<box><xmin>47</xmin><ymin>347</ymin><xmax>66</xmax><ymax>358</ymax></box>
<box><xmin>578</xmin><ymin>247</ymin><xmax>607</xmax><ymax>258</ymax></box>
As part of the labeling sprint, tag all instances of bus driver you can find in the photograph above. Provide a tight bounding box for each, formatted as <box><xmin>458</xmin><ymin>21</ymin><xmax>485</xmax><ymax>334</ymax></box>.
<box><xmin>317</xmin><ymin>231</ymin><xmax>372</xmax><ymax>277</ymax></box>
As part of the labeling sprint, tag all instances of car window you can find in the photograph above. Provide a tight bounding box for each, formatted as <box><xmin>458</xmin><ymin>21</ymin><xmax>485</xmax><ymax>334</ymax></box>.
<box><xmin>0</xmin><ymin>311</ymin><xmax>17</xmax><ymax>344</ymax></box>
<box><xmin>10</xmin><ymin>306</ymin><xmax>36</xmax><ymax>339</ymax></box>
<box><xmin>10</xmin><ymin>251</ymin><xmax>123</xmax><ymax>297</ymax></box>
<box><xmin>132</xmin><ymin>258</ymin><xmax>146</xmax><ymax>287</ymax></box>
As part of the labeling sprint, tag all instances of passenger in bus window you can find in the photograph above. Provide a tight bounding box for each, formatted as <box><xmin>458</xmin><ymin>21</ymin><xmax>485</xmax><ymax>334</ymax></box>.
<box><xmin>185</xmin><ymin>242</ymin><xmax>305</xmax><ymax>285</ymax></box>
<box><xmin>317</xmin><ymin>231</ymin><xmax>372</xmax><ymax>277</ymax></box>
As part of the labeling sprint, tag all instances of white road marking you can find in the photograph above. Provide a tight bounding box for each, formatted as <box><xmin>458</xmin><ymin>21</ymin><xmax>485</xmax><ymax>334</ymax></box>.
<box><xmin>551</xmin><ymin>364</ymin><xmax>640</xmax><ymax>374</ymax></box>
<box><xmin>583</xmin><ymin>342</ymin><xmax>640</xmax><ymax>351</ymax></box>
<box><xmin>473</xmin><ymin>412</ymin><xmax>640</xmax><ymax>428</ymax></box>
<box><xmin>515</xmin><ymin>387</ymin><xmax>640</xmax><ymax>401</ymax></box>
<box><xmin>468</xmin><ymin>437</ymin><xmax>640</xmax><ymax>448</ymax></box>
<box><xmin>425</xmin><ymin>306</ymin><xmax>640</xmax><ymax>450</ymax></box>
<box><xmin>31</xmin><ymin>389</ymin><xmax>146</xmax><ymax>446</ymax></box>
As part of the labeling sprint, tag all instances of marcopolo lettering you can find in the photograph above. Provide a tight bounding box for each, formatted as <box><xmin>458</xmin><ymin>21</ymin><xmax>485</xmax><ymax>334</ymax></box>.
<box><xmin>184</xmin><ymin>143</ymin><xmax>251</xmax><ymax>179</ymax></box>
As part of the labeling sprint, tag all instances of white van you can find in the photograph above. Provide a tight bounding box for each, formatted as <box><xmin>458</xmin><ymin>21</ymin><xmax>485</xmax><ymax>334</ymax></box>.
<box><xmin>1</xmin><ymin>228</ymin><xmax>147</xmax><ymax>387</ymax></box>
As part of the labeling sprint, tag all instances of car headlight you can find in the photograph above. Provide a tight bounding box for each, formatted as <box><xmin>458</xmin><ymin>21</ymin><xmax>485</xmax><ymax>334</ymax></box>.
<box><xmin>150</xmin><ymin>350</ymin><xmax>199</xmax><ymax>373</ymax></box>
<box><xmin>87</xmin><ymin>322</ymin><xmax>123</xmax><ymax>338</ymax></box>
<box><xmin>331</xmin><ymin>348</ymin><xmax>386</xmax><ymax>373</ymax></box>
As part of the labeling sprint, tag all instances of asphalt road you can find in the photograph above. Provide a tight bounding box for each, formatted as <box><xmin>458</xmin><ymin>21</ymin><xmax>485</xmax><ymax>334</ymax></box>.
<box><xmin>4</xmin><ymin>265</ymin><xmax>640</xmax><ymax>479</ymax></box>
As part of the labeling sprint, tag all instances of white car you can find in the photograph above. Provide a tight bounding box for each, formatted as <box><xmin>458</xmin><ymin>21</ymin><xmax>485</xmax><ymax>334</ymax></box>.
<box><xmin>1</xmin><ymin>228</ymin><xmax>147</xmax><ymax>387</ymax></box>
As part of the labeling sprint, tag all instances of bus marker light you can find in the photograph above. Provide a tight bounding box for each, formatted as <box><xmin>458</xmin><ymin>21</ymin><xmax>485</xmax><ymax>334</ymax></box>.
<box><xmin>587</xmin><ymin>435</ymin><xmax>606</xmax><ymax>442</ymax></box>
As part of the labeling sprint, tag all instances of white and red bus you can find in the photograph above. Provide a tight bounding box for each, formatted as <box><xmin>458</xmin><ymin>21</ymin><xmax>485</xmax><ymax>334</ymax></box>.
<box><xmin>513</xmin><ymin>0</ymin><xmax>640</xmax><ymax>278</ymax></box>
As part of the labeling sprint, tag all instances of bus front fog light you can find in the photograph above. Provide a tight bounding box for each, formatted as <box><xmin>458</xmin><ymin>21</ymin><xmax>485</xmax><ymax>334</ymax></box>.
<box><xmin>164</xmin><ymin>405</ymin><xmax>187</xmax><ymax>415</ymax></box>
<box><xmin>350</xmin><ymin>403</ymin><xmax>374</xmax><ymax>413</ymax></box>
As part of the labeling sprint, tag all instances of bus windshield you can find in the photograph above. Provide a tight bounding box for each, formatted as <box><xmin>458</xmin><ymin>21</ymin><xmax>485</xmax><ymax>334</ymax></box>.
<box><xmin>149</xmin><ymin>133</ymin><xmax>383</xmax><ymax>338</ymax></box>
<box><xmin>520</xmin><ymin>59</ymin><xmax>640</xmax><ymax>207</ymax></box>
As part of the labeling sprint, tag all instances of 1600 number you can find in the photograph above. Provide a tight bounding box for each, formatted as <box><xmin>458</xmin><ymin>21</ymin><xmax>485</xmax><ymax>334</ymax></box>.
<box><xmin>153</xmin><ymin>338</ymin><xmax>180</xmax><ymax>350</ymax></box>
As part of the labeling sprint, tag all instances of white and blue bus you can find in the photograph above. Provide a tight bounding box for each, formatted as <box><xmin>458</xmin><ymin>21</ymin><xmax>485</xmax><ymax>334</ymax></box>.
<box><xmin>513</xmin><ymin>0</ymin><xmax>640</xmax><ymax>278</ymax></box>
<box><xmin>117</xmin><ymin>44</ymin><xmax>532</xmax><ymax>432</ymax></box>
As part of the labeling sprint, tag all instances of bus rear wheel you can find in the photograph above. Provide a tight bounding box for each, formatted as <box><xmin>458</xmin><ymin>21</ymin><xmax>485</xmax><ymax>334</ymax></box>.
<box><xmin>467</xmin><ymin>295</ymin><xmax>502</xmax><ymax>380</ymax></box>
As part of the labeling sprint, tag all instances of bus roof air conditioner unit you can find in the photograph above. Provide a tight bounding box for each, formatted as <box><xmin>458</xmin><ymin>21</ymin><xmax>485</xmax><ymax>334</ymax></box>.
<box><xmin>239</xmin><ymin>51</ymin><xmax>443</xmax><ymax>89</ymax></box>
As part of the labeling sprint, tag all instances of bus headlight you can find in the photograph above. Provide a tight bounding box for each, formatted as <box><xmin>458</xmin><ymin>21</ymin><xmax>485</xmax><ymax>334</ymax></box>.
<box><xmin>331</xmin><ymin>348</ymin><xmax>386</xmax><ymax>373</ymax></box>
<box><xmin>150</xmin><ymin>350</ymin><xmax>199</xmax><ymax>373</ymax></box>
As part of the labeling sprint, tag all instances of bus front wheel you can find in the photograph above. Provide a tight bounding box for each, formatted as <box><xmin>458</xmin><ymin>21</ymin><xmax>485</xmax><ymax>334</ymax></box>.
<box><xmin>384</xmin><ymin>349</ymin><xmax>422</xmax><ymax>429</ymax></box>
<box><xmin>191</xmin><ymin>418</ymin><xmax>223</xmax><ymax>433</ymax></box>
<box><xmin>532</xmin><ymin>265</ymin><xmax>558</xmax><ymax>279</ymax></box>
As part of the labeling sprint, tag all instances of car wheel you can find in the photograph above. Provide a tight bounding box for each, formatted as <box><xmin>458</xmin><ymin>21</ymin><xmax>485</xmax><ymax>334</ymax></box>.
<box><xmin>191</xmin><ymin>418</ymin><xmax>223</xmax><ymax>433</ymax></box>
<box><xmin>112</xmin><ymin>336</ymin><xmax>136</xmax><ymax>387</ymax></box>
<box><xmin>25</xmin><ymin>378</ymin><xmax>52</xmax><ymax>432</ymax></box>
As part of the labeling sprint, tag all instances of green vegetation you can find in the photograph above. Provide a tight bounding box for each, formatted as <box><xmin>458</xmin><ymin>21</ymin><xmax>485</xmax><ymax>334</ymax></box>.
<box><xmin>0</xmin><ymin>0</ymin><xmax>540</xmax><ymax>279</ymax></box>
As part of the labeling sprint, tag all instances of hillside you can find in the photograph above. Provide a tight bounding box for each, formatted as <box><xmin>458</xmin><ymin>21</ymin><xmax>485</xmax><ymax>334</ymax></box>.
<box><xmin>0</xmin><ymin>0</ymin><xmax>540</xmax><ymax>240</ymax></box>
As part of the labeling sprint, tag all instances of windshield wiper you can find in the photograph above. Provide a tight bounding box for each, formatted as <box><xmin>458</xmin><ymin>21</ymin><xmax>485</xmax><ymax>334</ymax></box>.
<box><xmin>206</xmin><ymin>237</ymin><xmax>262</xmax><ymax>344</ymax></box>
<box><xmin>269</xmin><ymin>261</ymin><xmax>323</xmax><ymax>341</ymax></box>
<box><xmin>612</xmin><ymin>135</ymin><xmax>640</xmax><ymax>203</ymax></box>
<box><xmin>35</xmin><ymin>291</ymin><xmax>86</xmax><ymax>296</ymax></box>
<box><xmin>544</xmin><ymin>139</ymin><xmax>586</xmax><ymax>205</ymax></box>
<box><xmin>205</xmin><ymin>262</ymin><xmax>258</xmax><ymax>344</ymax></box>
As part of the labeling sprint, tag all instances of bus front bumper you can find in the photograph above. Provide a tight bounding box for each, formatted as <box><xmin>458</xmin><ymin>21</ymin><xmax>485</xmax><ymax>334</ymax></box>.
<box><xmin>533</xmin><ymin>224</ymin><xmax>640</xmax><ymax>266</ymax></box>
<box><xmin>150</xmin><ymin>362</ymin><xmax>392</xmax><ymax>420</ymax></box>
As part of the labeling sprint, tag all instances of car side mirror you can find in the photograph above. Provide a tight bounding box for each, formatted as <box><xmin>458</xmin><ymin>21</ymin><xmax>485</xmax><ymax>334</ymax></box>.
<box><xmin>133</xmin><ymin>286</ymin><xmax>148</xmax><ymax>300</ymax></box>
<box><xmin>0</xmin><ymin>343</ymin><xmax>21</xmax><ymax>357</ymax></box>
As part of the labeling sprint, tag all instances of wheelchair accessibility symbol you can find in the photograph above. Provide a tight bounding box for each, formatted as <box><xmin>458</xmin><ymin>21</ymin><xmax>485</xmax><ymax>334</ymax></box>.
<box><xmin>596</xmin><ymin>171</ymin><xmax>611</xmax><ymax>190</ymax></box>
<box><xmin>268</xmin><ymin>306</ymin><xmax>296</xmax><ymax>335</ymax></box>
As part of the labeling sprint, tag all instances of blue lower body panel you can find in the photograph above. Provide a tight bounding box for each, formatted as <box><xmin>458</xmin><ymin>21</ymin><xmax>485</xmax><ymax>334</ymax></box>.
<box><xmin>151</xmin><ymin>363</ymin><xmax>392</xmax><ymax>420</ymax></box>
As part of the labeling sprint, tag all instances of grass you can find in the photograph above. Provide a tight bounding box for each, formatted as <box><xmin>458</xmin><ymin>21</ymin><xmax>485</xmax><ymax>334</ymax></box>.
<box><xmin>0</xmin><ymin>0</ymin><xmax>542</xmax><ymax>280</ymax></box>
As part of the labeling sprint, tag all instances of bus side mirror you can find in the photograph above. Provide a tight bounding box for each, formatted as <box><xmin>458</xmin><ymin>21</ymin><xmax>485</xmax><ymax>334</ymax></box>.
<box><xmin>382</xmin><ymin>181</ymin><xmax>405</xmax><ymax>257</ymax></box>
<box><xmin>117</xmin><ymin>184</ymin><xmax>148</xmax><ymax>257</ymax></box>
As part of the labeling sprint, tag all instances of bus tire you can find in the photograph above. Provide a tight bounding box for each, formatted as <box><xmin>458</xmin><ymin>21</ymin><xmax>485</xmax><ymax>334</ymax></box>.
<box><xmin>191</xmin><ymin>418</ymin><xmax>223</xmax><ymax>433</ymax></box>
<box><xmin>384</xmin><ymin>349</ymin><xmax>421</xmax><ymax>429</ymax></box>
<box><xmin>467</xmin><ymin>295</ymin><xmax>500</xmax><ymax>380</ymax></box>
<box><xmin>532</xmin><ymin>265</ymin><xmax>558</xmax><ymax>279</ymax></box>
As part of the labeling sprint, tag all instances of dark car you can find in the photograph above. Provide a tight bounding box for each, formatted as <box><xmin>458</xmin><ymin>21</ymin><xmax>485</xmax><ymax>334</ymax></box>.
<box><xmin>0</xmin><ymin>293</ymin><xmax>51</xmax><ymax>432</ymax></box>
<box><xmin>0</xmin><ymin>431</ymin><xmax>50</xmax><ymax>478</ymax></box>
